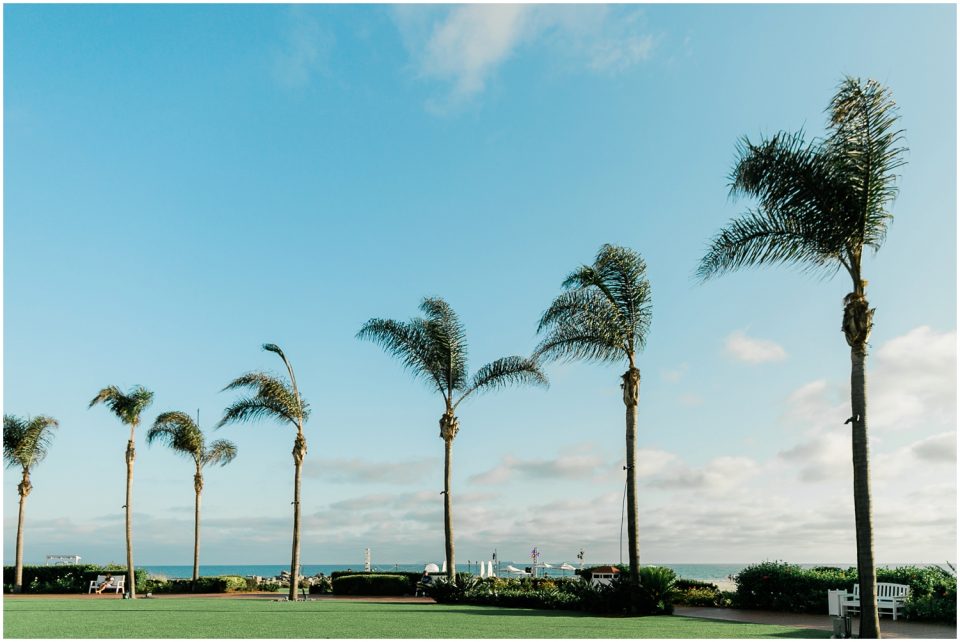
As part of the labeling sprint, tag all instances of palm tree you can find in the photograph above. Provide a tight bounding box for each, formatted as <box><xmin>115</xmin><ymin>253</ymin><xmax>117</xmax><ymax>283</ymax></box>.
<box><xmin>89</xmin><ymin>385</ymin><xmax>154</xmax><ymax>599</ymax></box>
<box><xmin>218</xmin><ymin>344</ymin><xmax>307</xmax><ymax>601</ymax></box>
<box><xmin>535</xmin><ymin>244</ymin><xmax>652</xmax><ymax>586</ymax></box>
<box><xmin>147</xmin><ymin>411</ymin><xmax>237</xmax><ymax>583</ymax></box>
<box><xmin>3</xmin><ymin>414</ymin><xmax>59</xmax><ymax>593</ymax></box>
<box><xmin>358</xmin><ymin>297</ymin><xmax>547</xmax><ymax>581</ymax></box>
<box><xmin>696</xmin><ymin>77</ymin><xmax>905</xmax><ymax>639</ymax></box>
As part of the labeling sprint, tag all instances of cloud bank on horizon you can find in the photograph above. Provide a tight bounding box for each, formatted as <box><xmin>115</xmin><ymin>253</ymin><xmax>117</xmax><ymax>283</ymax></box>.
<box><xmin>5</xmin><ymin>326</ymin><xmax>954</xmax><ymax>565</ymax></box>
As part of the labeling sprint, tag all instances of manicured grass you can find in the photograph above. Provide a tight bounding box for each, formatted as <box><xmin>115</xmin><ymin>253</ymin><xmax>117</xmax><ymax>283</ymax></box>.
<box><xmin>3</xmin><ymin>598</ymin><xmax>828</xmax><ymax>638</ymax></box>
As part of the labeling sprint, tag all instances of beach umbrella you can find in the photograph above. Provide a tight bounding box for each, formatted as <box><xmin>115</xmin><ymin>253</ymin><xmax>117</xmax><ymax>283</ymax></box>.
<box><xmin>441</xmin><ymin>560</ymin><xmax>447</xmax><ymax>573</ymax></box>
<box><xmin>488</xmin><ymin>561</ymin><xmax>495</xmax><ymax>578</ymax></box>
<box><xmin>424</xmin><ymin>563</ymin><xmax>440</xmax><ymax>573</ymax></box>
<box><xmin>479</xmin><ymin>563</ymin><xmax>486</xmax><ymax>578</ymax></box>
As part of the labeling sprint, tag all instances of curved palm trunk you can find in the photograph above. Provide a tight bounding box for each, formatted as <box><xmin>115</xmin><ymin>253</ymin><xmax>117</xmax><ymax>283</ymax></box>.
<box><xmin>844</xmin><ymin>290</ymin><xmax>879</xmax><ymax>638</ymax></box>
<box><xmin>622</xmin><ymin>367</ymin><xmax>641</xmax><ymax>586</ymax></box>
<box><xmin>193</xmin><ymin>469</ymin><xmax>203</xmax><ymax>584</ymax></box>
<box><xmin>14</xmin><ymin>469</ymin><xmax>32</xmax><ymax>593</ymax></box>
<box><xmin>125</xmin><ymin>438</ymin><xmax>136</xmax><ymax>599</ymax></box>
<box><xmin>440</xmin><ymin>411</ymin><xmax>459</xmax><ymax>582</ymax></box>
<box><xmin>289</xmin><ymin>432</ymin><xmax>307</xmax><ymax>601</ymax></box>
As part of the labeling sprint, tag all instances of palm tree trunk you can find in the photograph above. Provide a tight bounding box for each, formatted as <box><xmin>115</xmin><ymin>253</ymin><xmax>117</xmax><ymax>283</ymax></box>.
<box><xmin>289</xmin><ymin>432</ymin><xmax>307</xmax><ymax>601</ymax></box>
<box><xmin>843</xmin><ymin>290</ymin><xmax>879</xmax><ymax>638</ymax></box>
<box><xmin>125</xmin><ymin>438</ymin><xmax>136</xmax><ymax>599</ymax></box>
<box><xmin>622</xmin><ymin>367</ymin><xmax>641</xmax><ymax>586</ymax></box>
<box><xmin>851</xmin><ymin>345</ymin><xmax>880</xmax><ymax>638</ymax></box>
<box><xmin>443</xmin><ymin>436</ymin><xmax>455</xmax><ymax>582</ymax></box>
<box><xmin>14</xmin><ymin>469</ymin><xmax>31</xmax><ymax>593</ymax></box>
<box><xmin>193</xmin><ymin>470</ymin><xmax>203</xmax><ymax>584</ymax></box>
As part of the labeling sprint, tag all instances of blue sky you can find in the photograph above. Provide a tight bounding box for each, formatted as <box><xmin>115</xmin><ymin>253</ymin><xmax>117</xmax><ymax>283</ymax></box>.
<box><xmin>4</xmin><ymin>4</ymin><xmax>956</xmax><ymax>567</ymax></box>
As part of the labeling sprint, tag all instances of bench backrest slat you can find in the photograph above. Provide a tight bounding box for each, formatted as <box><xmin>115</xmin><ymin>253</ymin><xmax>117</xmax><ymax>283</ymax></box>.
<box><xmin>852</xmin><ymin>583</ymin><xmax>909</xmax><ymax>598</ymax></box>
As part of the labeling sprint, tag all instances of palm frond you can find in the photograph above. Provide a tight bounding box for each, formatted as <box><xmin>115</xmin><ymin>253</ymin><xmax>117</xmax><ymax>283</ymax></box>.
<box><xmin>419</xmin><ymin>297</ymin><xmax>469</xmax><ymax>392</ymax></box>
<box><xmin>828</xmin><ymin>76</ymin><xmax>907</xmax><ymax>251</ymax></box>
<box><xmin>147</xmin><ymin>411</ymin><xmax>204</xmax><ymax>460</ymax></box>
<box><xmin>357</xmin><ymin>317</ymin><xmax>447</xmax><ymax>394</ymax></box>
<box><xmin>698</xmin><ymin>77</ymin><xmax>906</xmax><ymax>285</ymax></box>
<box><xmin>697</xmin><ymin>206</ymin><xmax>843</xmax><ymax>281</ymax></box>
<box><xmin>219</xmin><ymin>371</ymin><xmax>307</xmax><ymax>428</ymax></box>
<box><xmin>3</xmin><ymin>414</ymin><xmax>58</xmax><ymax>470</ymax></box>
<box><xmin>457</xmin><ymin>356</ymin><xmax>548</xmax><ymax>405</ymax></box>
<box><xmin>562</xmin><ymin>245</ymin><xmax>653</xmax><ymax>353</ymax></box>
<box><xmin>89</xmin><ymin>385</ymin><xmax>154</xmax><ymax>426</ymax></box>
<box><xmin>537</xmin><ymin>286</ymin><xmax>634</xmax><ymax>364</ymax></box>
<box><xmin>203</xmin><ymin>439</ymin><xmax>238</xmax><ymax>467</ymax></box>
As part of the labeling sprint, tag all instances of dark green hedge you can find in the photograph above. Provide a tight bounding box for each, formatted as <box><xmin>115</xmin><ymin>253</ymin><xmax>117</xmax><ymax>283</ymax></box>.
<box><xmin>143</xmin><ymin>576</ymin><xmax>249</xmax><ymax>594</ymax></box>
<box><xmin>3</xmin><ymin>565</ymin><xmax>149</xmax><ymax>593</ymax></box>
<box><xmin>732</xmin><ymin>562</ymin><xmax>956</xmax><ymax>623</ymax></box>
<box><xmin>332</xmin><ymin>574</ymin><xmax>413</xmax><ymax>596</ymax></box>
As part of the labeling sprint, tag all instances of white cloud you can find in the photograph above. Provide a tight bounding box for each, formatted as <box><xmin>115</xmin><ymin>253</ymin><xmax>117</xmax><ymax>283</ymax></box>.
<box><xmin>272</xmin><ymin>7</ymin><xmax>334</xmax><ymax>88</ymax></box>
<box><xmin>910</xmin><ymin>432</ymin><xmax>956</xmax><ymax>463</ymax></box>
<box><xmin>304</xmin><ymin>457</ymin><xmax>437</xmax><ymax>484</ymax></box>
<box><xmin>775</xmin><ymin>326</ymin><xmax>957</xmax><ymax>484</ymax></box>
<box><xmin>724</xmin><ymin>330</ymin><xmax>788</xmax><ymax>364</ymax></box>
<box><xmin>661</xmin><ymin>363</ymin><xmax>688</xmax><ymax>383</ymax></box>
<box><xmin>646</xmin><ymin>455</ymin><xmax>760</xmax><ymax>493</ymax></box>
<box><xmin>420</xmin><ymin>5</ymin><xmax>529</xmax><ymax>103</ymax></box>
<box><xmin>469</xmin><ymin>452</ymin><xmax>607</xmax><ymax>485</ymax></box>
<box><xmin>392</xmin><ymin>5</ymin><xmax>656</xmax><ymax>111</ymax></box>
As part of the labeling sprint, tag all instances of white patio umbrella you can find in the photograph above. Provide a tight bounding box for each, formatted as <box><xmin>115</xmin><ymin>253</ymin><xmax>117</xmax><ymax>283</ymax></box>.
<box><xmin>424</xmin><ymin>563</ymin><xmax>440</xmax><ymax>573</ymax></box>
<box><xmin>441</xmin><ymin>560</ymin><xmax>447</xmax><ymax>573</ymax></box>
<box><xmin>487</xmin><ymin>561</ymin><xmax>496</xmax><ymax>578</ymax></box>
<box><xmin>479</xmin><ymin>563</ymin><xmax>487</xmax><ymax>578</ymax></box>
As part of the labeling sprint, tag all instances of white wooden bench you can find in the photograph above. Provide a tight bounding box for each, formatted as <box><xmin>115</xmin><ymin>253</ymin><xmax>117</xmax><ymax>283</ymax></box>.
<box><xmin>841</xmin><ymin>582</ymin><xmax>910</xmax><ymax>620</ymax></box>
<box><xmin>87</xmin><ymin>575</ymin><xmax>125</xmax><ymax>594</ymax></box>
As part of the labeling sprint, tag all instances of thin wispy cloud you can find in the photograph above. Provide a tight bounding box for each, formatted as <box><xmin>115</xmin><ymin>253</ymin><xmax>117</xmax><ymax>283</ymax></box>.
<box><xmin>724</xmin><ymin>330</ymin><xmax>788</xmax><ymax>364</ymax></box>
<box><xmin>392</xmin><ymin>5</ymin><xmax>657</xmax><ymax>112</ymax></box>
<box><xmin>272</xmin><ymin>7</ymin><xmax>334</xmax><ymax>88</ymax></box>
<box><xmin>304</xmin><ymin>457</ymin><xmax>437</xmax><ymax>484</ymax></box>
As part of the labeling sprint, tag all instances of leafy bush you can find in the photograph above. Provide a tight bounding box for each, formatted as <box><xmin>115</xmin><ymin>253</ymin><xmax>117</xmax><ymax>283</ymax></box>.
<box><xmin>676</xmin><ymin>587</ymin><xmax>722</xmax><ymax>607</ymax></box>
<box><xmin>333</xmin><ymin>574</ymin><xmax>413</xmax><ymax>596</ymax></box>
<box><xmin>732</xmin><ymin>561</ymin><xmax>957</xmax><ymax>623</ymax></box>
<box><xmin>424</xmin><ymin>573</ymin><xmax>482</xmax><ymax>603</ymax></box>
<box><xmin>675</xmin><ymin>578</ymin><xmax>720</xmax><ymax>592</ymax></box>
<box><xmin>3</xmin><ymin>565</ymin><xmax>149</xmax><ymax>593</ymax></box>
<box><xmin>308</xmin><ymin>576</ymin><xmax>333</xmax><ymax>594</ymax></box>
<box><xmin>329</xmin><ymin>571</ymin><xmax>420</xmax><ymax>593</ymax></box>
<box><xmin>429</xmin><ymin>568</ymin><xmax>675</xmax><ymax>616</ymax></box>
<box><xmin>145</xmin><ymin>575</ymin><xmax>250</xmax><ymax>594</ymax></box>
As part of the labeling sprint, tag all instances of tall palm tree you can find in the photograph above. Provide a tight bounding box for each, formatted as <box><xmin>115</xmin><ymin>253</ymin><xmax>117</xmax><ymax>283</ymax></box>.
<box><xmin>218</xmin><ymin>344</ymin><xmax>307</xmax><ymax>601</ymax></box>
<box><xmin>89</xmin><ymin>385</ymin><xmax>154</xmax><ymax>599</ymax></box>
<box><xmin>147</xmin><ymin>411</ymin><xmax>237</xmax><ymax>583</ymax></box>
<box><xmin>696</xmin><ymin>77</ymin><xmax>905</xmax><ymax>639</ymax></box>
<box><xmin>535</xmin><ymin>244</ymin><xmax>652</xmax><ymax>586</ymax></box>
<box><xmin>358</xmin><ymin>297</ymin><xmax>547</xmax><ymax>581</ymax></box>
<box><xmin>3</xmin><ymin>414</ymin><xmax>59</xmax><ymax>593</ymax></box>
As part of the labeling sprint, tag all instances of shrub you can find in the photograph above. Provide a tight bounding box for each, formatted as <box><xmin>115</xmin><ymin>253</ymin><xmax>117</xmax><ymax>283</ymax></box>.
<box><xmin>676</xmin><ymin>587</ymin><xmax>722</xmax><ymax>607</ymax></box>
<box><xmin>732</xmin><ymin>561</ymin><xmax>957</xmax><ymax>623</ymax></box>
<box><xmin>2</xmin><ymin>565</ymin><xmax>149</xmax><ymax>593</ymax></box>
<box><xmin>424</xmin><ymin>574</ymin><xmax>481</xmax><ymax>603</ymax></box>
<box><xmin>329</xmin><ymin>571</ymin><xmax>420</xmax><ymax>593</ymax></box>
<box><xmin>333</xmin><ymin>574</ymin><xmax>413</xmax><ymax>596</ymax></box>
<box><xmin>145</xmin><ymin>576</ymin><xmax>250</xmax><ymax>594</ymax></box>
<box><xmin>675</xmin><ymin>578</ymin><xmax>720</xmax><ymax>592</ymax></box>
<box><xmin>308</xmin><ymin>576</ymin><xmax>333</xmax><ymax>594</ymax></box>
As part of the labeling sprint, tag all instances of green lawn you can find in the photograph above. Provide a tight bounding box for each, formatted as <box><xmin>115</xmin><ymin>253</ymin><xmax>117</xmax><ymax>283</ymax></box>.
<box><xmin>3</xmin><ymin>598</ymin><xmax>828</xmax><ymax>638</ymax></box>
